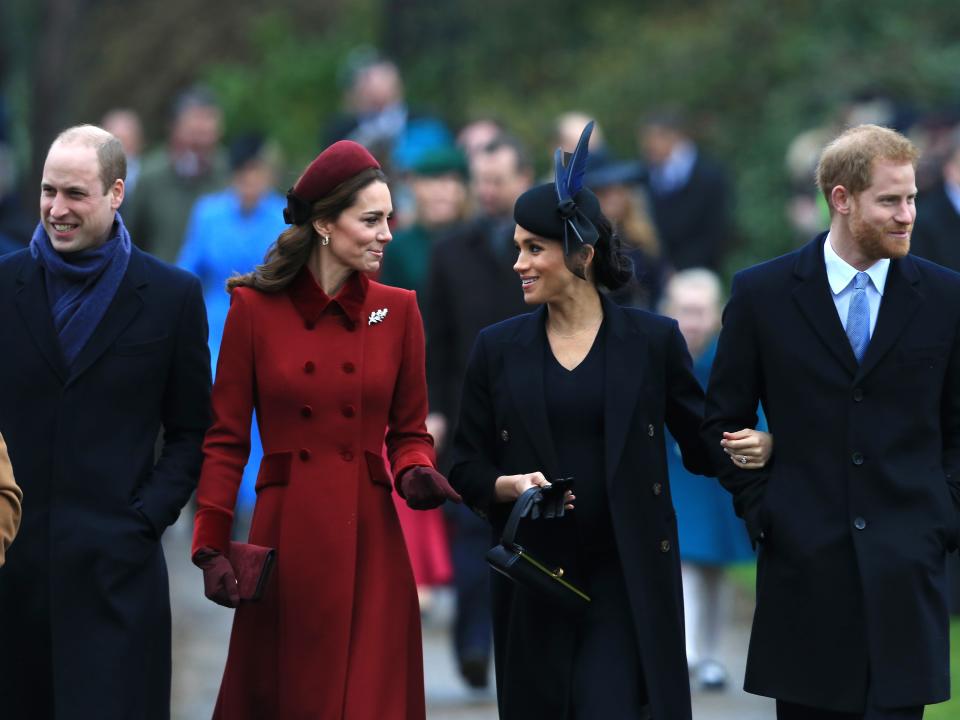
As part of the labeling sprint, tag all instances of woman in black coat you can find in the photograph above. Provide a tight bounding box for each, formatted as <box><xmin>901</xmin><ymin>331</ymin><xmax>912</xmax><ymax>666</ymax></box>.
<box><xmin>449</xmin><ymin>123</ymin><xmax>771</xmax><ymax>720</ymax></box>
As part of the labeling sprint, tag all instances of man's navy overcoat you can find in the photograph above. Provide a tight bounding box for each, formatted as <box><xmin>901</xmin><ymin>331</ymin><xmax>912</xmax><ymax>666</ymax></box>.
<box><xmin>0</xmin><ymin>245</ymin><xmax>211</xmax><ymax>719</ymax></box>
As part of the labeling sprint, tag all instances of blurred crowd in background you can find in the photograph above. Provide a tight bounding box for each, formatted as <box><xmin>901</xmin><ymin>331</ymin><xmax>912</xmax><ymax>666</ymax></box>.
<box><xmin>5</xmin><ymin>40</ymin><xmax>960</xmax><ymax>708</ymax></box>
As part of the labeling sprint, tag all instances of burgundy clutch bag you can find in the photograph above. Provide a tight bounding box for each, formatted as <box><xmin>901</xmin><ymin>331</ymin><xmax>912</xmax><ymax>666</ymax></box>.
<box><xmin>228</xmin><ymin>541</ymin><xmax>276</xmax><ymax>602</ymax></box>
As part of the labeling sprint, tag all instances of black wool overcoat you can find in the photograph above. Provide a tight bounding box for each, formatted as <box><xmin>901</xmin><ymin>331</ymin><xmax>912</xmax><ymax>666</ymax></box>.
<box><xmin>704</xmin><ymin>234</ymin><xmax>960</xmax><ymax>712</ymax></box>
<box><xmin>0</xmin><ymin>246</ymin><xmax>211</xmax><ymax>719</ymax></box>
<box><xmin>450</xmin><ymin>296</ymin><xmax>712</xmax><ymax>720</ymax></box>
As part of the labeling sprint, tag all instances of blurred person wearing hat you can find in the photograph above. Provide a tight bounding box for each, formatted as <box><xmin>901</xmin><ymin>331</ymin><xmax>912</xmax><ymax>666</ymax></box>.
<box><xmin>177</xmin><ymin>134</ymin><xmax>287</xmax><ymax>532</ymax></box>
<box><xmin>125</xmin><ymin>86</ymin><xmax>229</xmax><ymax>263</ymax></box>
<box><xmin>191</xmin><ymin>140</ymin><xmax>460</xmax><ymax>719</ymax></box>
<box><xmin>0</xmin><ymin>125</ymin><xmax>211</xmax><ymax>719</ymax></box>
<box><xmin>0</xmin><ymin>432</ymin><xmax>21</xmax><ymax>566</ymax></box>
<box><xmin>585</xmin><ymin>154</ymin><xmax>669</xmax><ymax>309</ymax></box>
<box><xmin>449</xmin><ymin>122</ymin><xmax>772</xmax><ymax>720</ymax></box>
<box><xmin>423</xmin><ymin>133</ymin><xmax>534</xmax><ymax>689</ymax></box>
<box><xmin>380</xmin><ymin>145</ymin><xmax>469</xmax><ymax>294</ymax></box>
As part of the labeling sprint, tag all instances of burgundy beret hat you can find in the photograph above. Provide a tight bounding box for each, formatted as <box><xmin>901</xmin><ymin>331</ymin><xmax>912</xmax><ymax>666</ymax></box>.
<box><xmin>283</xmin><ymin>140</ymin><xmax>381</xmax><ymax>224</ymax></box>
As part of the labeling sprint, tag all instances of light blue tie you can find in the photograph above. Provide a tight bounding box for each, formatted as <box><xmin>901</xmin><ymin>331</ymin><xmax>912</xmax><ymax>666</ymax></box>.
<box><xmin>846</xmin><ymin>272</ymin><xmax>871</xmax><ymax>363</ymax></box>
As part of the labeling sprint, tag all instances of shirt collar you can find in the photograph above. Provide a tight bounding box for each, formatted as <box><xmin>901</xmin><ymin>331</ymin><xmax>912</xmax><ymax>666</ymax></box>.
<box><xmin>823</xmin><ymin>233</ymin><xmax>890</xmax><ymax>296</ymax></box>
<box><xmin>288</xmin><ymin>266</ymin><xmax>369</xmax><ymax>327</ymax></box>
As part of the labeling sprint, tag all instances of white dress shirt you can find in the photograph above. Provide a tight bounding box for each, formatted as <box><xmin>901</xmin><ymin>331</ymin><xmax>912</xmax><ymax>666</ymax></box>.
<box><xmin>823</xmin><ymin>234</ymin><xmax>888</xmax><ymax>337</ymax></box>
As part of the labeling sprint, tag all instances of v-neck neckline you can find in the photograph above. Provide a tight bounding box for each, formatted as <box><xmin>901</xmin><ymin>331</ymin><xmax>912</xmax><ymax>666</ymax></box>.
<box><xmin>546</xmin><ymin>320</ymin><xmax>605</xmax><ymax>373</ymax></box>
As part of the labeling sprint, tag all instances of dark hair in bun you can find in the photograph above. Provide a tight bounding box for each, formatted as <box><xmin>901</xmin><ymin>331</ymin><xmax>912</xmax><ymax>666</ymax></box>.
<box><xmin>591</xmin><ymin>214</ymin><xmax>634</xmax><ymax>291</ymax></box>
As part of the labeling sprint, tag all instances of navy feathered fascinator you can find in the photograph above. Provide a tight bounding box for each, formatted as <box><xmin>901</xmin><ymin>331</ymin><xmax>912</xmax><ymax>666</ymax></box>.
<box><xmin>513</xmin><ymin>121</ymin><xmax>602</xmax><ymax>256</ymax></box>
<box><xmin>553</xmin><ymin>121</ymin><xmax>599</xmax><ymax>252</ymax></box>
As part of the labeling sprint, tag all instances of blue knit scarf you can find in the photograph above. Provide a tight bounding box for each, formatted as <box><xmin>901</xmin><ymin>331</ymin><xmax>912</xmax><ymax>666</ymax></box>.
<box><xmin>29</xmin><ymin>213</ymin><xmax>132</xmax><ymax>367</ymax></box>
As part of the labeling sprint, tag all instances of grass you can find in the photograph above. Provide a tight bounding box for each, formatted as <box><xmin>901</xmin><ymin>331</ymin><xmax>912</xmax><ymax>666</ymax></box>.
<box><xmin>727</xmin><ymin>563</ymin><xmax>960</xmax><ymax>717</ymax></box>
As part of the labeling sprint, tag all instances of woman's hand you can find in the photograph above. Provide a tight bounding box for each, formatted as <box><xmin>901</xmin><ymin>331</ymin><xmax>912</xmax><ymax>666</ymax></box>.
<box><xmin>494</xmin><ymin>472</ymin><xmax>575</xmax><ymax>509</ymax></box>
<box><xmin>721</xmin><ymin>429</ymin><xmax>773</xmax><ymax>470</ymax></box>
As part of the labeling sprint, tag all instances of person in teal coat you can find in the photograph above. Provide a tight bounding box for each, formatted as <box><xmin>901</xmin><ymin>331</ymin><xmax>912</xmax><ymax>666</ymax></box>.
<box><xmin>663</xmin><ymin>268</ymin><xmax>760</xmax><ymax>692</ymax></box>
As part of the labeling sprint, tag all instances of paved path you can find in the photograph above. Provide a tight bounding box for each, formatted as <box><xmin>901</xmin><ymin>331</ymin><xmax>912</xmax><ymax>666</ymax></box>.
<box><xmin>165</xmin><ymin>518</ymin><xmax>774</xmax><ymax>719</ymax></box>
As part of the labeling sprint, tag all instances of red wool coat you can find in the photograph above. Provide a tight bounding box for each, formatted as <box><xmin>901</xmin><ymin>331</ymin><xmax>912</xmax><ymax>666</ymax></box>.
<box><xmin>193</xmin><ymin>268</ymin><xmax>435</xmax><ymax>719</ymax></box>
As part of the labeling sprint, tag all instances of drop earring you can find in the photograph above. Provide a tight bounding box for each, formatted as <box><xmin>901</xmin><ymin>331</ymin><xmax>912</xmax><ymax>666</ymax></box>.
<box><xmin>321</xmin><ymin>234</ymin><xmax>330</xmax><ymax>246</ymax></box>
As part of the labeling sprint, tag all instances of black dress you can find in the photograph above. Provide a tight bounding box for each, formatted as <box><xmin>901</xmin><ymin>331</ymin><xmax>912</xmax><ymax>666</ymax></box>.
<box><xmin>544</xmin><ymin>323</ymin><xmax>650</xmax><ymax>719</ymax></box>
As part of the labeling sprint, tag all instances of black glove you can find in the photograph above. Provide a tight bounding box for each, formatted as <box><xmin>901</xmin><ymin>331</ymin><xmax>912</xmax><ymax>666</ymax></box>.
<box><xmin>532</xmin><ymin>477</ymin><xmax>574</xmax><ymax>519</ymax></box>
<box><xmin>398</xmin><ymin>466</ymin><xmax>463</xmax><ymax>510</ymax></box>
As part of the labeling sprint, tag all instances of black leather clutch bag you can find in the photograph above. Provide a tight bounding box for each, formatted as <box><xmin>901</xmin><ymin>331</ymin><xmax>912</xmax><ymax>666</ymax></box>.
<box><xmin>485</xmin><ymin>486</ymin><xmax>590</xmax><ymax>612</ymax></box>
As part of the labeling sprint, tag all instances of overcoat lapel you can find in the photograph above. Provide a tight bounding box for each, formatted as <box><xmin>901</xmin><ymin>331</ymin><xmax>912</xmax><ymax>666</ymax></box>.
<box><xmin>791</xmin><ymin>236</ymin><xmax>859</xmax><ymax>376</ymax></box>
<box><xmin>68</xmin><ymin>250</ymin><xmax>145</xmax><ymax>384</ymax></box>
<box><xmin>857</xmin><ymin>255</ymin><xmax>921</xmax><ymax>381</ymax></box>
<box><xmin>601</xmin><ymin>296</ymin><xmax>646</xmax><ymax>486</ymax></box>
<box><xmin>504</xmin><ymin>307</ymin><xmax>562</xmax><ymax>480</ymax></box>
<box><xmin>14</xmin><ymin>257</ymin><xmax>68</xmax><ymax>383</ymax></box>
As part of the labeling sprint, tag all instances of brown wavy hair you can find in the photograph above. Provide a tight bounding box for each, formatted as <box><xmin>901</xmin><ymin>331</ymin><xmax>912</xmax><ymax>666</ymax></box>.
<box><xmin>227</xmin><ymin>167</ymin><xmax>388</xmax><ymax>293</ymax></box>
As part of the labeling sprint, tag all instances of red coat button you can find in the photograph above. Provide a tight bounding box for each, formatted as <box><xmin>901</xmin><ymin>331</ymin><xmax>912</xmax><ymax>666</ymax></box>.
<box><xmin>300</xmin><ymin>405</ymin><xmax>313</xmax><ymax>418</ymax></box>
<box><xmin>341</xmin><ymin>450</ymin><xmax>354</xmax><ymax>461</ymax></box>
<box><xmin>342</xmin><ymin>405</ymin><xmax>355</xmax><ymax>418</ymax></box>
<box><xmin>299</xmin><ymin>449</ymin><xmax>311</xmax><ymax>462</ymax></box>
<box><xmin>342</xmin><ymin>362</ymin><xmax>355</xmax><ymax>374</ymax></box>
<box><xmin>304</xmin><ymin>320</ymin><xmax>315</xmax><ymax>331</ymax></box>
<box><xmin>304</xmin><ymin>361</ymin><xmax>315</xmax><ymax>374</ymax></box>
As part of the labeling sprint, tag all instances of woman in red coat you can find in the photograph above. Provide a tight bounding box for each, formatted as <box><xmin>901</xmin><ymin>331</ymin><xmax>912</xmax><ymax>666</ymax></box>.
<box><xmin>191</xmin><ymin>141</ymin><xmax>460</xmax><ymax>719</ymax></box>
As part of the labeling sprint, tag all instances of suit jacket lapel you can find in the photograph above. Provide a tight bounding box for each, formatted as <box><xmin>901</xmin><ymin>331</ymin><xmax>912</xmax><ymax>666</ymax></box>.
<box><xmin>68</xmin><ymin>249</ymin><xmax>145</xmax><ymax>384</ymax></box>
<box><xmin>602</xmin><ymin>296</ymin><xmax>646</xmax><ymax>486</ymax></box>
<box><xmin>857</xmin><ymin>255</ymin><xmax>922</xmax><ymax>380</ymax></box>
<box><xmin>14</xmin><ymin>257</ymin><xmax>68</xmax><ymax>383</ymax></box>
<box><xmin>504</xmin><ymin>307</ymin><xmax>562</xmax><ymax>480</ymax></box>
<box><xmin>791</xmin><ymin>235</ymin><xmax>859</xmax><ymax>376</ymax></box>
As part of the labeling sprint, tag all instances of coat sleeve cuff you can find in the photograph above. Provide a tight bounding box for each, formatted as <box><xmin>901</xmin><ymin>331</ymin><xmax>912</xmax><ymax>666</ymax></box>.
<box><xmin>192</xmin><ymin>508</ymin><xmax>233</xmax><ymax>556</ymax></box>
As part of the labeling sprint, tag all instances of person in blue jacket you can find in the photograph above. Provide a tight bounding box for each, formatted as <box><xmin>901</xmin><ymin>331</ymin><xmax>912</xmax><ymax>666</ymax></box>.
<box><xmin>662</xmin><ymin>268</ymin><xmax>761</xmax><ymax>692</ymax></box>
<box><xmin>177</xmin><ymin>134</ymin><xmax>286</xmax><ymax>519</ymax></box>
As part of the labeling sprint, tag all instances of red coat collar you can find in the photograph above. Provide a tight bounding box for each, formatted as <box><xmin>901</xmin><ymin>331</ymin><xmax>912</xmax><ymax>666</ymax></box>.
<box><xmin>288</xmin><ymin>267</ymin><xmax>369</xmax><ymax>328</ymax></box>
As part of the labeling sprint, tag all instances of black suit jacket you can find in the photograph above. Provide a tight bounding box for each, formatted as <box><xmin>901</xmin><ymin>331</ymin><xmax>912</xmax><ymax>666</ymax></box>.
<box><xmin>0</xmin><ymin>246</ymin><xmax>211</xmax><ymax>719</ymax></box>
<box><xmin>648</xmin><ymin>152</ymin><xmax>732</xmax><ymax>272</ymax></box>
<box><xmin>424</xmin><ymin>216</ymin><xmax>529</xmax><ymax>451</ymax></box>
<box><xmin>704</xmin><ymin>234</ymin><xmax>960</xmax><ymax>711</ymax></box>
<box><xmin>911</xmin><ymin>181</ymin><xmax>960</xmax><ymax>272</ymax></box>
<box><xmin>450</xmin><ymin>296</ymin><xmax>711</xmax><ymax>720</ymax></box>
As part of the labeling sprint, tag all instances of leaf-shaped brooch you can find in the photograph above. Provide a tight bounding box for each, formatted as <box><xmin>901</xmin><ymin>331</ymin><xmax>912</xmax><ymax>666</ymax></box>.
<box><xmin>368</xmin><ymin>308</ymin><xmax>389</xmax><ymax>325</ymax></box>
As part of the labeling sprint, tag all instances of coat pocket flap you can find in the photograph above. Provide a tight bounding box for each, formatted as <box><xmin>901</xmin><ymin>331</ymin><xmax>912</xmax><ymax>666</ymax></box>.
<box><xmin>364</xmin><ymin>451</ymin><xmax>393</xmax><ymax>490</ymax></box>
<box><xmin>255</xmin><ymin>452</ymin><xmax>292</xmax><ymax>492</ymax></box>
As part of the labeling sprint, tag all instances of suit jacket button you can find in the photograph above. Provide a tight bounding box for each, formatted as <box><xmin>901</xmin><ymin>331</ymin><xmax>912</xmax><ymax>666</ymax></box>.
<box><xmin>304</xmin><ymin>361</ymin><xmax>315</xmax><ymax>374</ymax></box>
<box><xmin>342</xmin><ymin>405</ymin><xmax>356</xmax><ymax>418</ymax></box>
<box><xmin>852</xmin><ymin>388</ymin><xmax>864</xmax><ymax>402</ymax></box>
<box><xmin>501</xmin><ymin>429</ymin><xmax>509</xmax><ymax>442</ymax></box>
<box><xmin>648</xmin><ymin>424</ymin><xmax>655</xmax><ymax>437</ymax></box>
<box><xmin>659</xmin><ymin>540</ymin><xmax>671</xmax><ymax>553</ymax></box>
<box><xmin>342</xmin><ymin>362</ymin><xmax>355</xmax><ymax>374</ymax></box>
<box><xmin>341</xmin><ymin>450</ymin><xmax>354</xmax><ymax>462</ymax></box>
<box><xmin>854</xmin><ymin>516</ymin><xmax>867</xmax><ymax>530</ymax></box>
<box><xmin>652</xmin><ymin>483</ymin><xmax>663</xmax><ymax>496</ymax></box>
<box><xmin>299</xmin><ymin>448</ymin><xmax>311</xmax><ymax>462</ymax></box>
<box><xmin>304</xmin><ymin>320</ymin><xmax>315</xmax><ymax>331</ymax></box>
<box><xmin>300</xmin><ymin>405</ymin><xmax>312</xmax><ymax>418</ymax></box>
<box><xmin>851</xmin><ymin>452</ymin><xmax>864</xmax><ymax>466</ymax></box>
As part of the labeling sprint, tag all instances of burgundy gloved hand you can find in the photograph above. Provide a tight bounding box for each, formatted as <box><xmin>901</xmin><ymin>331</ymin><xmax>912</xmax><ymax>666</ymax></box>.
<box><xmin>193</xmin><ymin>548</ymin><xmax>240</xmax><ymax>608</ymax></box>
<box><xmin>398</xmin><ymin>466</ymin><xmax>463</xmax><ymax>510</ymax></box>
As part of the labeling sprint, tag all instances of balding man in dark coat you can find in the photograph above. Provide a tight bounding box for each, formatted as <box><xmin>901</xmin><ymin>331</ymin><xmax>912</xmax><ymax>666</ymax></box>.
<box><xmin>0</xmin><ymin>125</ymin><xmax>210</xmax><ymax>719</ymax></box>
